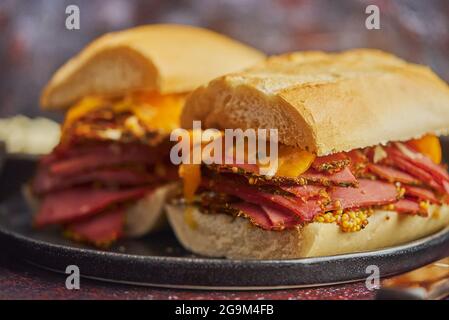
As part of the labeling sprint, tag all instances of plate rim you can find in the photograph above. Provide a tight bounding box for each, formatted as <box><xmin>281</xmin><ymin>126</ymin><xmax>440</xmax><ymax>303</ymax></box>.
<box><xmin>2</xmin><ymin>222</ymin><xmax>449</xmax><ymax>266</ymax></box>
<box><xmin>2</xmin><ymin>199</ymin><xmax>449</xmax><ymax>289</ymax></box>
<box><xmin>2</xmin><ymin>224</ymin><xmax>449</xmax><ymax>290</ymax></box>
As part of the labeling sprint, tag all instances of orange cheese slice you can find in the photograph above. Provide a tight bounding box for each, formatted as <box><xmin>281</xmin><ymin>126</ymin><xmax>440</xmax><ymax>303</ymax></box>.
<box><xmin>408</xmin><ymin>134</ymin><xmax>442</xmax><ymax>164</ymax></box>
<box><xmin>275</xmin><ymin>146</ymin><xmax>316</xmax><ymax>178</ymax></box>
<box><xmin>63</xmin><ymin>92</ymin><xmax>185</xmax><ymax>136</ymax></box>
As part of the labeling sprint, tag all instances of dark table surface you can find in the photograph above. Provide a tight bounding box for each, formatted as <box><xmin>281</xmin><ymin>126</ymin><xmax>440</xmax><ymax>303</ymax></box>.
<box><xmin>0</xmin><ymin>253</ymin><xmax>376</xmax><ymax>300</ymax></box>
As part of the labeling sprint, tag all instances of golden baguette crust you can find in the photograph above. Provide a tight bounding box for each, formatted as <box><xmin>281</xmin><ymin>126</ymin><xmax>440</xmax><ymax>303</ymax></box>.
<box><xmin>181</xmin><ymin>49</ymin><xmax>449</xmax><ymax>156</ymax></box>
<box><xmin>41</xmin><ymin>24</ymin><xmax>265</xmax><ymax>110</ymax></box>
<box><xmin>166</xmin><ymin>204</ymin><xmax>449</xmax><ymax>259</ymax></box>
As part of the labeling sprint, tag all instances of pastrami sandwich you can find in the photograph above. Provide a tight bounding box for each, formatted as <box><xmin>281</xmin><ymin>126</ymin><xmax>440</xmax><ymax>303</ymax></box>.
<box><xmin>28</xmin><ymin>24</ymin><xmax>265</xmax><ymax>247</ymax></box>
<box><xmin>167</xmin><ymin>49</ymin><xmax>449</xmax><ymax>259</ymax></box>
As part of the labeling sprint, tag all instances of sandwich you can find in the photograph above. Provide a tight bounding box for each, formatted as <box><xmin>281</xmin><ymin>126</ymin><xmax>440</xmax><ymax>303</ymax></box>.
<box><xmin>28</xmin><ymin>24</ymin><xmax>265</xmax><ymax>247</ymax></box>
<box><xmin>167</xmin><ymin>49</ymin><xmax>449</xmax><ymax>259</ymax></box>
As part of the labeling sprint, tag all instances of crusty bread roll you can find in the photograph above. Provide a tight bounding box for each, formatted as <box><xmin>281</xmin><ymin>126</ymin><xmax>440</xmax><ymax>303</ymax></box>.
<box><xmin>41</xmin><ymin>24</ymin><xmax>265</xmax><ymax>110</ymax></box>
<box><xmin>173</xmin><ymin>49</ymin><xmax>449</xmax><ymax>259</ymax></box>
<box><xmin>166</xmin><ymin>204</ymin><xmax>449</xmax><ymax>259</ymax></box>
<box><xmin>181</xmin><ymin>49</ymin><xmax>449</xmax><ymax>156</ymax></box>
<box><xmin>35</xmin><ymin>25</ymin><xmax>265</xmax><ymax>240</ymax></box>
<box><xmin>125</xmin><ymin>182</ymin><xmax>178</xmax><ymax>237</ymax></box>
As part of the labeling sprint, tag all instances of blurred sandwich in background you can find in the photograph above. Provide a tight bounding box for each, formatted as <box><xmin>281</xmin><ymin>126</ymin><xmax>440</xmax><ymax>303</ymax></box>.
<box><xmin>27</xmin><ymin>24</ymin><xmax>265</xmax><ymax>247</ymax></box>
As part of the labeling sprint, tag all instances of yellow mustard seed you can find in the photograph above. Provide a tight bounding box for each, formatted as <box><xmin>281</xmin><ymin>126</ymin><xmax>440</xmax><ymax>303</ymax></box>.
<box><xmin>419</xmin><ymin>201</ymin><xmax>429</xmax><ymax>210</ymax></box>
<box><xmin>314</xmin><ymin>208</ymin><xmax>371</xmax><ymax>233</ymax></box>
<box><xmin>334</xmin><ymin>200</ymin><xmax>342</xmax><ymax>209</ymax></box>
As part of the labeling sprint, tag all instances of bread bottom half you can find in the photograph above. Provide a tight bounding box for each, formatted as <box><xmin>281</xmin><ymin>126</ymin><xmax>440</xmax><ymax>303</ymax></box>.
<box><xmin>166</xmin><ymin>204</ymin><xmax>449</xmax><ymax>259</ymax></box>
<box><xmin>124</xmin><ymin>182</ymin><xmax>178</xmax><ymax>236</ymax></box>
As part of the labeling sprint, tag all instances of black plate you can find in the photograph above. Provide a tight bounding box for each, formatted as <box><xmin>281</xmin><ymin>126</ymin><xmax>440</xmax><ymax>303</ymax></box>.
<box><xmin>1</xmin><ymin>154</ymin><xmax>449</xmax><ymax>290</ymax></box>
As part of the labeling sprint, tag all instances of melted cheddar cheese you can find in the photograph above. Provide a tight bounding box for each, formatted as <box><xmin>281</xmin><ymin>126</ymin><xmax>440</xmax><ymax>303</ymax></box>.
<box><xmin>64</xmin><ymin>96</ymin><xmax>105</xmax><ymax>130</ymax></box>
<box><xmin>275</xmin><ymin>146</ymin><xmax>316</xmax><ymax>178</ymax></box>
<box><xmin>63</xmin><ymin>92</ymin><xmax>186</xmax><ymax>137</ymax></box>
<box><xmin>179</xmin><ymin>164</ymin><xmax>201</xmax><ymax>203</ymax></box>
<box><xmin>179</xmin><ymin>164</ymin><xmax>201</xmax><ymax>229</ymax></box>
<box><xmin>408</xmin><ymin>134</ymin><xmax>442</xmax><ymax>164</ymax></box>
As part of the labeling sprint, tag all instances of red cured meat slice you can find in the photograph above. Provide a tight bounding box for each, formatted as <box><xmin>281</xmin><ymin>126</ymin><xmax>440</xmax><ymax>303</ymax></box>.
<box><xmin>328</xmin><ymin>179</ymin><xmax>398</xmax><ymax>210</ymax></box>
<box><xmin>367</xmin><ymin>163</ymin><xmax>418</xmax><ymax>184</ymax></box>
<box><xmin>35</xmin><ymin>187</ymin><xmax>151</xmax><ymax>227</ymax></box>
<box><xmin>346</xmin><ymin>149</ymin><xmax>368</xmax><ymax>164</ymax></box>
<box><xmin>394</xmin><ymin>199</ymin><xmax>421</xmax><ymax>214</ymax></box>
<box><xmin>279</xmin><ymin>184</ymin><xmax>323</xmax><ymax>199</ymax></box>
<box><xmin>395</xmin><ymin>144</ymin><xmax>449</xmax><ymax>182</ymax></box>
<box><xmin>301</xmin><ymin>167</ymin><xmax>357</xmax><ymax>186</ymax></box>
<box><xmin>48</xmin><ymin>144</ymin><xmax>159</xmax><ymax>176</ymax></box>
<box><xmin>232</xmin><ymin>202</ymin><xmax>299</xmax><ymax>230</ymax></box>
<box><xmin>261</xmin><ymin>205</ymin><xmax>299</xmax><ymax>228</ymax></box>
<box><xmin>403</xmin><ymin>185</ymin><xmax>439</xmax><ymax>203</ymax></box>
<box><xmin>32</xmin><ymin>168</ymin><xmax>154</xmax><ymax>195</ymax></box>
<box><xmin>232</xmin><ymin>203</ymin><xmax>272</xmax><ymax>229</ymax></box>
<box><xmin>67</xmin><ymin>208</ymin><xmax>124</xmax><ymax>245</ymax></box>
<box><xmin>312</xmin><ymin>152</ymin><xmax>349</xmax><ymax>172</ymax></box>
<box><xmin>385</xmin><ymin>147</ymin><xmax>442</xmax><ymax>192</ymax></box>
<box><xmin>203</xmin><ymin>178</ymin><xmax>322</xmax><ymax>222</ymax></box>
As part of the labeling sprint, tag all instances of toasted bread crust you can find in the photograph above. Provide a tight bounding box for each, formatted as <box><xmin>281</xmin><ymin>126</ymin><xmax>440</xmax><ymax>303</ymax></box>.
<box><xmin>181</xmin><ymin>49</ymin><xmax>449</xmax><ymax>155</ymax></box>
<box><xmin>41</xmin><ymin>24</ymin><xmax>265</xmax><ymax>110</ymax></box>
<box><xmin>166</xmin><ymin>204</ymin><xmax>449</xmax><ymax>259</ymax></box>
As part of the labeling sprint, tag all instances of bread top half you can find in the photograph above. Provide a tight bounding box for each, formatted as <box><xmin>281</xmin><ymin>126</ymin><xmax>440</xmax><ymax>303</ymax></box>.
<box><xmin>181</xmin><ymin>49</ymin><xmax>449</xmax><ymax>156</ymax></box>
<box><xmin>41</xmin><ymin>24</ymin><xmax>265</xmax><ymax>110</ymax></box>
